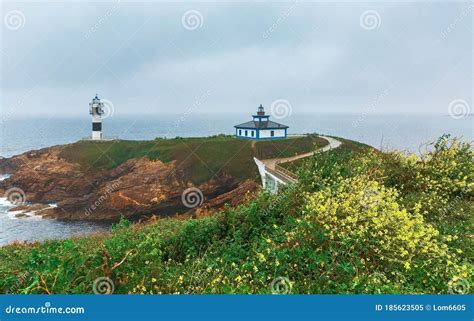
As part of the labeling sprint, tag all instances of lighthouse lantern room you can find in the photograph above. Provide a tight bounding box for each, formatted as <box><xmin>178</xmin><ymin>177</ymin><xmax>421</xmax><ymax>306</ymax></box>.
<box><xmin>89</xmin><ymin>94</ymin><xmax>104</xmax><ymax>140</ymax></box>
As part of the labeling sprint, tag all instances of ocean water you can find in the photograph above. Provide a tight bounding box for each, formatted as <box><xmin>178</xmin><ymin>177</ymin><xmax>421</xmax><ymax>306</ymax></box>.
<box><xmin>0</xmin><ymin>113</ymin><xmax>472</xmax><ymax>245</ymax></box>
<box><xmin>1</xmin><ymin>113</ymin><xmax>472</xmax><ymax>158</ymax></box>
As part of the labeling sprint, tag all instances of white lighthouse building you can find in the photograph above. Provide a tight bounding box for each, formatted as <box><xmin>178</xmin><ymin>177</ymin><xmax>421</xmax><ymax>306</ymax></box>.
<box><xmin>234</xmin><ymin>104</ymin><xmax>288</xmax><ymax>140</ymax></box>
<box><xmin>89</xmin><ymin>94</ymin><xmax>104</xmax><ymax>140</ymax></box>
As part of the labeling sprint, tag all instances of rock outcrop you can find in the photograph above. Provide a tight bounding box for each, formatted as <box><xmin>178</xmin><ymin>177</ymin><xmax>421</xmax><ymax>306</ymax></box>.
<box><xmin>0</xmin><ymin>145</ymin><xmax>260</xmax><ymax>221</ymax></box>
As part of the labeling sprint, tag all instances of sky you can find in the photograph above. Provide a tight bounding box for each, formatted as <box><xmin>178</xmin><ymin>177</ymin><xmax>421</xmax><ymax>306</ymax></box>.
<box><xmin>1</xmin><ymin>1</ymin><xmax>472</xmax><ymax>117</ymax></box>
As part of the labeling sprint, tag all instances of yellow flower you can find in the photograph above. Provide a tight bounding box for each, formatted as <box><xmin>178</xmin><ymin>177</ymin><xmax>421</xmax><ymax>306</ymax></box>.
<box><xmin>256</xmin><ymin>252</ymin><xmax>266</xmax><ymax>263</ymax></box>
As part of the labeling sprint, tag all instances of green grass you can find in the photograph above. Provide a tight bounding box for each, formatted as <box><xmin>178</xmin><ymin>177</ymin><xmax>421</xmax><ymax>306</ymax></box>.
<box><xmin>2</xmin><ymin>135</ymin><xmax>470</xmax><ymax>294</ymax></box>
<box><xmin>279</xmin><ymin>136</ymin><xmax>373</xmax><ymax>173</ymax></box>
<box><xmin>254</xmin><ymin>134</ymin><xmax>327</xmax><ymax>159</ymax></box>
<box><xmin>59</xmin><ymin>135</ymin><xmax>328</xmax><ymax>184</ymax></box>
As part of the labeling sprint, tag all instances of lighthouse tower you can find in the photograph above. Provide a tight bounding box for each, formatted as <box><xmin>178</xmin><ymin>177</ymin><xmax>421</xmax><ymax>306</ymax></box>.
<box><xmin>89</xmin><ymin>94</ymin><xmax>104</xmax><ymax>140</ymax></box>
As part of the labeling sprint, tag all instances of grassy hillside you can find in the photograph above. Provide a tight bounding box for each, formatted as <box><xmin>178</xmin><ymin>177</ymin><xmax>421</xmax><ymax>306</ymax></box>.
<box><xmin>59</xmin><ymin>135</ymin><xmax>327</xmax><ymax>184</ymax></box>
<box><xmin>1</xmin><ymin>135</ymin><xmax>472</xmax><ymax>294</ymax></box>
<box><xmin>280</xmin><ymin>137</ymin><xmax>372</xmax><ymax>172</ymax></box>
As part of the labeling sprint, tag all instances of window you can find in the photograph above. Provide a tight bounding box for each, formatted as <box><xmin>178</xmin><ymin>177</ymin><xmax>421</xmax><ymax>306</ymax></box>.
<box><xmin>270</xmin><ymin>130</ymin><xmax>275</xmax><ymax>137</ymax></box>
<box><xmin>239</xmin><ymin>130</ymin><xmax>242</xmax><ymax>136</ymax></box>
<box><xmin>245</xmin><ymin>130</ymin><xmax>248</xmax><ymax>136</ymax></box>
<box><xmin>251</xmin><ymin>131</ymin><xmax>254</xmax><ymax>137</ymax></box>
<box><xmin>92</xmin><ymin>123</ymin><xmax>102</xmax><ymax>131</ymax></box>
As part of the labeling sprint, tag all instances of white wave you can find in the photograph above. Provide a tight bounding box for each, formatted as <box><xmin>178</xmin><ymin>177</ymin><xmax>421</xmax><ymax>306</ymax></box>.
<box><xmin>0</xmin><ymin>196</ymin><xmax>57</xmax><ymax>220</ymax></box>
<box><xmin>0</xmin><ymin>197</ymin><xmax>13</xmax><ymax>207</ymax></box>
<box><xmin>6</xmin><ymin>209</ymin><xmax>32</xmax><ymax>220</ymax></box>
<box><xmin>0</xmin><ymin>174</ymin><xmax>10</xmax><ymax>181</ymax></box>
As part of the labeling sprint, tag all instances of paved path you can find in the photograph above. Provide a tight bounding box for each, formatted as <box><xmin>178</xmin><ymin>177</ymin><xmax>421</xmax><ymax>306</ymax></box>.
<box><xmin>261</xmin><ymin>135</ymin><xmax>342</xmax><ymax>171</ymax></box>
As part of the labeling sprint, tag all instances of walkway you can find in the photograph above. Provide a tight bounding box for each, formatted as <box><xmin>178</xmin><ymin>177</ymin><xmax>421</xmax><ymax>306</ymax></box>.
<box><xmin>254</xmin><ymin>135</ymin><xmax>342</xmax><ymax>192</ymax></box>
<box><xmin>262</xmin><ymin>135</ymin><xmax>342</xmax><ymax>171</ymax></box>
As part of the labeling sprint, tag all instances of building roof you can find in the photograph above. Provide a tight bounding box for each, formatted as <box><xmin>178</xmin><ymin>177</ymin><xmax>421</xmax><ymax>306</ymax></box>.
<box><xmin>234</xmin><ymin>120</ymin><xmax>289</xmax><ymax>130</ymax></box>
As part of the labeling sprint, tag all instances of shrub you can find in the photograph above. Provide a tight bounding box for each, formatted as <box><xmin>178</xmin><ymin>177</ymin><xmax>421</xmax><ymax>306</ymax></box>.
<box><xmin>302</xmin><ymin>175</ymin><xmax>468</xmax><ymax>293</ymax></box>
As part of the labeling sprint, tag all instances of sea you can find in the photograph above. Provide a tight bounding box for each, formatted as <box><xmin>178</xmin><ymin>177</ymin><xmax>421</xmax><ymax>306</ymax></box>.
<box><xmin>0</xmin><ymin>113</ymin><xmax>472</xmax><ymax>245</ymax></box>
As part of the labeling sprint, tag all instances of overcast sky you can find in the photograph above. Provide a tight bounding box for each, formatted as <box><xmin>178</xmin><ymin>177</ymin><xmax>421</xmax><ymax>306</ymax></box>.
<box><xmin>1</xmin><ymin>1</ymin><xmax>472</xmax><ymax>116</ymax></box>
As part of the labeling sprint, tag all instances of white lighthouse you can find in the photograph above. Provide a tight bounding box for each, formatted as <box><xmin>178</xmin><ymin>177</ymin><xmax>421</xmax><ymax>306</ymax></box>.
<box><xmin>89</xmin><ymin>94</ymin><xmax>104</xmax><ymax>140</ymax></box>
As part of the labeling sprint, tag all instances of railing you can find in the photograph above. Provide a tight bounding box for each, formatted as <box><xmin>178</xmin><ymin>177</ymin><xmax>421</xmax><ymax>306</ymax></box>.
<box><xmin>275</xmin><ymin>164</ymin><xmax>298</xmax><ymax>180</ymax></box>
<box><xmin>272</xmin><ymin>164</ymin><xmax>298</xmax><ymax>183</ymax></box>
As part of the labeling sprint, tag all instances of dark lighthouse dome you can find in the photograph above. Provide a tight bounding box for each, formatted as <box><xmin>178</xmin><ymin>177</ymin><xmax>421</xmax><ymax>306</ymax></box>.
<box><xmin>257</xmin><ymin>104</ymin><xmax>265</xmax><ymax>116</ymax></box>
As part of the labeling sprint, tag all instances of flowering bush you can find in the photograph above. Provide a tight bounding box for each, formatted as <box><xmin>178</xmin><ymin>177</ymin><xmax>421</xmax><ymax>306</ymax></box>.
<box><xmin>302</xmin><ymin>175</ymin><xmax>468</xmax><ymax>293</ymax></box>
<box><xmin>0</xmin><ymin>136</ymin><xmax>471</xmax><ymax>294</ymax></box>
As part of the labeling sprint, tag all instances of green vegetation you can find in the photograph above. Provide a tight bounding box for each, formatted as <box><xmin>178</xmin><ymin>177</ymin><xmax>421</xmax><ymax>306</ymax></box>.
<box><xmin>254</xmin><ymin>134</ymin><xmax>328</xmax><ymax>159</ymax></box>
<box><xmin>280</xmin><ymin>136</ymin><xmax>372</xmax><ymax>172</ymax></box>
<box><xmin>59</xmin><ymin>135</ymin><xmax>327</xmax><ymax>184</ymax></box>
<box><xmin>1</xmin><ymin>135</ymin><xmax>472</xmax><ymax>294</ymax></box>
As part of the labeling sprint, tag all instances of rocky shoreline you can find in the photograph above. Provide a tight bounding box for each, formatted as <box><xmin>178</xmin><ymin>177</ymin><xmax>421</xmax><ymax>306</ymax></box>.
<box><xmin>0</xmin><ymin>144</ymin><xmax>259</xmax><ymax>222</ymax></box>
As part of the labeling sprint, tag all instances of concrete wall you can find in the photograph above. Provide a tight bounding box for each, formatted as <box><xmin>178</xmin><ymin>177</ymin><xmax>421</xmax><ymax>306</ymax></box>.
<box><xmin>236</xmin><ymin>128</ymin><xmax>256</xmax><ymax>138</ymax></box>
<box><xmin>253</xmin><ymin>157</ymin><xmax>286</xmax><ymax>194</ymax></box>
<box><xmin>259</xmin><ymin>129</ymin><xmax>286</xmax><ymax>138</ymax></box>
<box><xmin>92</xmin><ymin>131</ymin><xmax>102</xmax><ymax>140</ymax></box>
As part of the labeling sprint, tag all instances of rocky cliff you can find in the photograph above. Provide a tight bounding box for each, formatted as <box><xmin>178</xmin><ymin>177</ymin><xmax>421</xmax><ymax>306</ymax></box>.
<box><xmin>0</xmin><ymin>144</ymin><xmax>259</xmax><ymax>221</ymax></box>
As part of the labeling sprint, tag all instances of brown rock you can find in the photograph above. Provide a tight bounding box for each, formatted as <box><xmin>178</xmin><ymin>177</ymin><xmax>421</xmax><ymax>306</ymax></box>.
<box><xmin>0</xmin><ymin>144</ymin><xmax>260</xmax><ymax>222</ymax></box>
